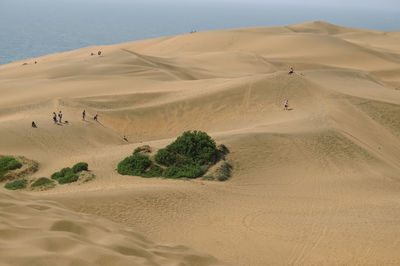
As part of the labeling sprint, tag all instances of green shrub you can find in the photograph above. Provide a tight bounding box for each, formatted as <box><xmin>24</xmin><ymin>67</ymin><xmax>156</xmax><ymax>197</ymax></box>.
<box><xmin>118</xmin><ymin>131</ymin><xmax>227</xmax><ymax>180</ymax></box>
<box><xmin>58</xmin><ymin>172</ymin><xmax>79</xmax><ymax>184</ymax></box>
<box><xmin>156</xmin><ymin>131</ymin><xmax>218</xmax><ymax>167</ymax></box>
<box><xmin>31</xmin><ymin>177</ymin><xmax>55</xmax><ymax>188</ymax></box>
<box><xmin>145</xmin><ymin>164</ymin><xmax>164</xmax><ymax>177</ymax></box>
<box><xmin>153</xmin><ymin>131</ymin><xmax>218</xmax><ymax>179</ymax></box>
<box><xmin>51</xmin><ymin>164</ymin><xmax>88</xmax><ymax>184</ymax></box>
<box><xmin>60</xmin><ymin>167</ymin><xmax>74</xmax><ymax>176</ymax></box>
<box><xmin>0</xmin><ymin>156</ymin><xmax>22</xmax><ymax>178</ymax></box>
<box><xmin>217</xmin><ymin>162</ymin><xmax>233</xmax><ymax>181</ymax></box>
<box><xmin>5</xmin><ymin>178</ymin><xmax>27</xmax><ymax>190</ymax></box>
<box><xmin>51</xmin><ymin>171</ymin><xmax>77</xmax><ymax>184</ymax></box>
<box><xmin>72</xmin><ymin>162</ymin><xmax>88</xmax><ymax>173</ymax></box>
<box><xmin>51</xmin><ymin>171</ymin><xmax>63</xmax><ymax>180</ymax></box>
<box><xmin>117</xmin><ymin>153</ymin><xmax>152</xmax><ymax>176</ymax></box>
<box><xmin>164</xmin><ymin>163</ymin><xmax>205</xmax><ymax>179</ymax></box>
<box><xmin>154</xmin><ymin>148</ymin><xmax>177</xmax><ymax>166</ymax></box>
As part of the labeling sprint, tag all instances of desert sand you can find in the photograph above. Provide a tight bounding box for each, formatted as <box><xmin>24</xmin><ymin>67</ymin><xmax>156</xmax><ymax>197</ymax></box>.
<box><xmin>1</xmin><ymin>21</ymin><xmax>400</xmax><ymax>265</ymax></box>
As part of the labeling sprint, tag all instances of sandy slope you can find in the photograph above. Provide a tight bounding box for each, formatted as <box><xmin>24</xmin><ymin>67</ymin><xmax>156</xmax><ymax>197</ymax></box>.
<box><xmin>1</xmin><ymin>21</ymin><xmax>400</xmax><ymax>265</ymax></box>
<box><xmin>0</xmin><ymin>190</ymin><xmax>222</xmax><ymax>266</ymax></box>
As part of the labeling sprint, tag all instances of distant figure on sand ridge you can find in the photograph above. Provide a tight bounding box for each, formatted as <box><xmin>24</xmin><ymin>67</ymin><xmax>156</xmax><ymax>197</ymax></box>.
<box><xmin>94</xmin><ymin>114</ymin><xmax>98</xmax><ymax>121</ymax></box>
<box><xmin>82</xmin><ymin>110</ymin><xmax>86</xmax><ymax>120</ymax></box>
<box><xmin>288</xmin><ymin>66</ymin><xmax>294</xmax><ymax>75</ymax></box>
<box><xmin>284</xmin><ymin>100</ymin><xmax>289</xmax><ymax>110</ymax></box>
<box><xmin>31</xmin><ymin>121</ymin><xmax>37</xmax><ymax>128</ymax></box>
<box><xmin>53</xmin><ymin>112</ymin><xmax>57</xmax><ymax>124</ymax></box>
<box><xmin>58</xmin><ymin>111</ymin><xmax>63</xmax><ymax>123</ymax></box>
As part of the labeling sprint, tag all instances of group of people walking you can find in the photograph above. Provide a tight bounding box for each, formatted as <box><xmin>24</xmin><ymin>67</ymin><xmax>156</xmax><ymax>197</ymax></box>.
<box><xmin>31</xmin><ymin>109</ymin><xmax>99</xmax><ymax>128</ymax></box>
<box><xmin>52</xmin><ymin>109</ymin><xmax>98</xmax><ymax>124</ymax></box>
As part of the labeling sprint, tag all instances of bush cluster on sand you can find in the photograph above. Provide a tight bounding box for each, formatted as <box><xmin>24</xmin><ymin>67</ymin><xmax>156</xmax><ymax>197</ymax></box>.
<box><xmin>0</xmin><ymin>156</ymin><xmax>22</xmax><ymax>181</ymax></box>
<box><xmin>118</xmin><ymin>131</ymin><xmax>231</xmax><ymax>180</ymax></box>
<box><xmin>2</xmin><ymin>158</ymin><xmax>90</xmax><ymax>191</ymax></box>
<box><xmin>72</xmin><ymin>162</ymin><xmax>88</xmax><ymax>173</ymax></box>
<box><xmin>4</xmin><ymin>178</ymin><xmax>27</xmax><ymax>190</ymax></box>
<box><xmin>118</xmin><ymin>153</ymin><xmax>152</xmax><ymax>176</ymax></box>
<box><xmin>51</xmin><ymin>162</ymin><xmax>90</xmax><ymax>184</ymax></box>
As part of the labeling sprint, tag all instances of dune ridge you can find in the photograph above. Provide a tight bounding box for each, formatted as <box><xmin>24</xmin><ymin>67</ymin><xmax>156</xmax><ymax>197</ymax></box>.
<box><xmin>1</xmin><ymin>21</ymin><xmax>400</xmax><ymax>265</ymax></box>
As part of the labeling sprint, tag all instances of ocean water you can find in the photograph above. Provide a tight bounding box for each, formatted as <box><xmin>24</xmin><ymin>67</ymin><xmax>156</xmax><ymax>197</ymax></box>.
<box><xmin>1</xmin><ymin>0</ymin><xmax>399</xmax><ymax>65</ymax></box>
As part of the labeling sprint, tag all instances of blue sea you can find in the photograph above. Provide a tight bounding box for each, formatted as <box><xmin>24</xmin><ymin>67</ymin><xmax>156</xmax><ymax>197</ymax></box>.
<box><xmin>1</xmin><ymin>0</ymin><xmax>399</xmax><ymax>65</ymax></box>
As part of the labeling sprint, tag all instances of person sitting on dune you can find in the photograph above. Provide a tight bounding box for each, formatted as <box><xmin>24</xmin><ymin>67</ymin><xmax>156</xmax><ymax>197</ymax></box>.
<box><xmin>288</xmin><ymin>66</ymin><xmax>294</xmax><ymax>75</ymax></box>
<box><xmin>31</xmin><ymin>121</ymin><xmax>37</xmax><ymax>128</ymax></box>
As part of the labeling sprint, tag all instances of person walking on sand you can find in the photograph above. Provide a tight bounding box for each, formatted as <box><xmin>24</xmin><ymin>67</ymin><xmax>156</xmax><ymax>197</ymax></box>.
<box><xmin>82</xmin><ymin>110</ymin><xmax>86</xmax><ymax>120</ymax></box>
<box><xmin>31</xmin><ymin>121</ymin><xmax>37</xmax><ymax>128</ymax></box>
<box><xmin>284</xmin><ymin>100</ymin><xmax>289</xmax><ymax>110</ymax></box>
<box><xmin>58</xmin><ymin>111</ymin><xmax>63</xmax><ymax>123</ymax></box>
<box><xmin>53</xmin><ymin>112</ymin><xmax>58</xmax><ymax>124</ymax></box>
<box><xmin>94</xmin><ymin>114</ymin><xmax>98</xmax><ymax>121</ymax></box>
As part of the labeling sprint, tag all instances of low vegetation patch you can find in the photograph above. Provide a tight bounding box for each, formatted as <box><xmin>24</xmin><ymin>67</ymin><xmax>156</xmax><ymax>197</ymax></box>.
<box><xmin>32</xmin><ymin>177</ymin><xmax>54</xmax><ymax>187</ymax></box>
<box><xmin>134</xmin><ymin>145</ymin><xmax>152</xmax><ymax>154</ymax></box>
<box><xmin>51</xmin><ymin>162</ymin><xmax>91</xmax><ymax>184</ymax></box>
<box><xmin>0</xmin><ymin>156</ymin><xmax>39</xmax><ymax>182</ymax></box>
<box><xmin>1</xmin><ymin>158</ymin><xmax>93</xmax><ymax>191</ymax></box>
<box><xmin>72</xmin><ymin>162</ymin><xmax>88</xmax><ymax>173</ymax></box>
<box><xmin>0</xmin><ymin>156</ymin><xmax>22</xmax><ymax>181</ymax></box>
<box><xmin>31</xmin><ymin>177</ymin><xmax>56</xmax><ymax>190</ymax></box>
<box><xmin>5</xmin><ymin>178</ymin><xmax>27</xmax><ymax>190</ymax></box>
<box><xmin>79</xmin><ymin>171</ymin><xmax>96</xmax><ymax>183</ymax></box>
<box><xmin>216</xmin><ymin>162</ymin><xmax>233</xmax><ymax>182</ymax></box>
<box><xmin>58</xmin><ymin>173</ymin><xmax>79</xmax><ymax>184</ymax></box>
<box><xmin>201</xmin><ymin>175</ymin><xmax>215</xmax><ymax>181</ymax></box>
<box><xmin>118</xmin><ymin>131</ymin><xmax>232</xmax><ymax>180</ymax></box>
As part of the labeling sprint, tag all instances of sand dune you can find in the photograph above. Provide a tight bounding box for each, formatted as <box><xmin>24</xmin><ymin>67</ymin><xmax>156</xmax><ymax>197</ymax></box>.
<box><xmin>0</xmin><ymin>191</ymin><xmax>222</xmax><ymax>266</ymax></box>
<box><xmin>1</xmin><ymin>21</ymin><xmax>400</xmax><ymax>265</ymax></box>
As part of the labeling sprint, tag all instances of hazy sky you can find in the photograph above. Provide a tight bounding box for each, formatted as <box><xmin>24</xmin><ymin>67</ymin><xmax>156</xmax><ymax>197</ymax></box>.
<box><xmin>207</xmin><ymin>0</ymin><xmax>399</xmax><ymax>8</ymax></box>
<box><xmin>70</xmin><ymin>0</ymin><xmax>400</xmax><ymax>10</ymax></box>
<box><xmin>19</xmin><ymin>0</ymin><xmax>399</xmax><ymax>10</ymax></box>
